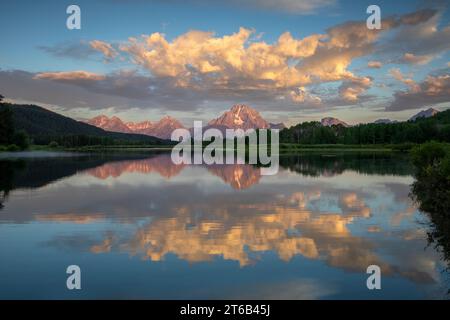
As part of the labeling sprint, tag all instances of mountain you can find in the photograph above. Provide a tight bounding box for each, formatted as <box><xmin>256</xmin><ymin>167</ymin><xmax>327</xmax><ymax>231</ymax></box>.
<box><xmin>409</xmin><ymin>108</ymin><xmax>439</xmax><ymax>121</ymax></box>
<box><xmin>374</xmin><ymin>119</ymin><xmax>398</xmax><ymax>124</ymax></box>
<box><xmin>126</xmin><ymin>120</ymin><xmax>153</xmax><ymax>132</ymax></box>
<box><xmin>208</xmin><ymin>104</ymin><xmax>270</xmax><ymax>130</ymax></box>
<box><xmin>87</xmin><ymin>105</ymin><xmax>283</xmax><ymax>139</ymax></box>
<box><xmin>87</xmin><ymin>115</ymin><xmax>132</xmax><ymax>133</ymax></box>
<box><xmin>269</xmin><ymin>122</ymin><xmax>286</xmax><ymax>130</ymax></box>
<box><xmin>86</xmin><ymin>115</ymin><xmax>184</xmax><ymax>139</ymax></box>
<box><xmin>2</xmin><ymin>103</ymin><xmax>167</xmax><ymax>145</ymax></box>
<box><xmin>321</xmin><ymin>117</ymin><xmax>349</xmax><ymax>127</ymax></box>
<box><xmin>135</xmin><ymin>116</ymin><xmax>184</xmax><ymax>140</ymax></box>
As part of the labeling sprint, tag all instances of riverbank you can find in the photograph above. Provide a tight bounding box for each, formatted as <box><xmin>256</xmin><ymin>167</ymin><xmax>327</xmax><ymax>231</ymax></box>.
<box><xmin>3</xmin><ymin>142</ymin><xmax>449</xmax><ymax>154</ymax></box>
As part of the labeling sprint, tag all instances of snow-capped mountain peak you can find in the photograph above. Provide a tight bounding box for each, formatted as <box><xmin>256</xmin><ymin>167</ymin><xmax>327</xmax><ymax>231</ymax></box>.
<box><xmin>208</xmin><ymin>104</ymin><xmax>270</xmax><ymax>130</ymax></box>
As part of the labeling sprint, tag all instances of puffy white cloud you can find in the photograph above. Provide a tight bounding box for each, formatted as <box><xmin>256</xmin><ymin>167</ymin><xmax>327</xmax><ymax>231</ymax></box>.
<box><xmin>119</xmin><ymin>27</ymin><xmax>327</xmax><ymax>90</ymax></box>
<box><xmin>112</xmin><ymin>9</ymin><xmax>433</xmax><ymax>99</ymax></box>
<box><xmin>113</xmin><ymin>22</ymin><xmax>381</xmax><ymax>102</ymax></box>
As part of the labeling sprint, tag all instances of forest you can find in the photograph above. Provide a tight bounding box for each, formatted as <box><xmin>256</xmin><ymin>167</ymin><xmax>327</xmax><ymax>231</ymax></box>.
<box><xmin>279</xmin><ymin>109</ymin><xmax>450</xmax><ymax>145</ymax></box>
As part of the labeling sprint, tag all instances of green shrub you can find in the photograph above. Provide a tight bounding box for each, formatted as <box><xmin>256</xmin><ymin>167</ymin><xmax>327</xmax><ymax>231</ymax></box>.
<box><xmin>410</xmin><ymin>141</ymin><xmax>448</xmax><ymax>170</ymax></box>
<box><xmin>6</xmin><ymin>144</ymin><xmax>20</xmax><ymax>152</ymax></box>
<box><xmin>48</xmin><ymin>141</ymin><xmax>59</xmax><ymax>148</ymax></box>
<box><xmin>12</xmin><ymin>130</ymin><xmax>30</xmax><ymax>150</ymax></box>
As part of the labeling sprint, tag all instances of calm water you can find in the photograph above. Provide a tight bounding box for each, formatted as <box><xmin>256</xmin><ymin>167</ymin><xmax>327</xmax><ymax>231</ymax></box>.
<box><xmin>0</xmin><ymin>152</ymin><xmax>448</xmax><ymax>299</ymax></box>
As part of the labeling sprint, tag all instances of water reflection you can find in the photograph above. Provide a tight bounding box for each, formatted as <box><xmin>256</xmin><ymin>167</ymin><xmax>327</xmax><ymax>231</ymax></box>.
<box><xmin>0</xmin><ymin>152</ymin><xmax>447</xmax><ymax>298</ymax></box>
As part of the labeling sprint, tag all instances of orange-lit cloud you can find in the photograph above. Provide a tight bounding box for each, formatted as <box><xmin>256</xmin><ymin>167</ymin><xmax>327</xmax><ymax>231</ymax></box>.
<box><xmin>338</xmin><ymin>76</ymin><xmax>372</xmax><ymax>102</ymax></box>
<box><xmin>402</xmin><ymin>53</ymin><xmax>433</xmax><ymax>65</ymax></box>
<box><xmin>389</xmin><ymin>68</ymin><xmax>420</xmax><ymax>92</ymax></box>
<box><xmin>367</xmin><ymin>60</ymin><xmax>382</xmax><ymax>69</ymax></box>
<box><xmin>14</xmin><ymin>8</ymin><xmax>445</xmax><ymax>114</ymax></box>
<box><xmin>90</xmin><ymin>40</ymin><xmax>118</xmax><ymax>60</ymax></box>
<box><xmin>388</xmin><ymin>71</ymin><xmax>450</xmax><ymax>110</ymax></box>
<box><xmin>34</xmin><ymin>71</ymin><xmax>105</xmax><ymax>81</ymax></box>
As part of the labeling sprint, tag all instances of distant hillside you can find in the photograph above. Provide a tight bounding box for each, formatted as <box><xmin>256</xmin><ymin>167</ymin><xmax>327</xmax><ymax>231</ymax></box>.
<box><xmin>374</xmin><ymin>119</ymin><xmax>398</xmax><ymax>124</ymax></box>
<box><xmin>0</xmin><ymin>103</ymin><xmax>170</xmax><ymax>146</ymax></box>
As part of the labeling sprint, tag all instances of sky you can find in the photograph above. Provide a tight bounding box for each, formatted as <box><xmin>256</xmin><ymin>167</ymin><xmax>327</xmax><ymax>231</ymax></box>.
<box><xmin>1</xmin><ymin>0</ymin><xmax>450</xmax><ymax>126</ymax></box>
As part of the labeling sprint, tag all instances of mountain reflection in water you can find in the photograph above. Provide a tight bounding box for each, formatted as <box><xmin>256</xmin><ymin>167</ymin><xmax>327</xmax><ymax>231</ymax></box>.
<box><xmin>0</xmin><ymin>152</ymin><xmax>448</xmax><ymax>299</ymax></box>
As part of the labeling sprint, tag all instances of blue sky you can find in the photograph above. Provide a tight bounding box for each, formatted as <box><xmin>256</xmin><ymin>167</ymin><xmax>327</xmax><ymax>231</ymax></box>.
<box><xmin>1</xmin><ymin>0</ymin><xmax>450</xmax><ymax>125</ymax></box>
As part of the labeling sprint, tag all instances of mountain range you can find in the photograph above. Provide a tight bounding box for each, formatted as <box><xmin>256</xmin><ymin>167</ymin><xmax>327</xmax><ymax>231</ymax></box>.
<box><xmin>86</xmin><ymin>105</ymin><xmax>440</xmax><ymax>138</ymax></box>
<box><xmin>3</xmin><ymin>101</ymin><xmax>442</xmax><ymax>146</ymax></box>
<box><xmin>86</xmin><ymin>104</ymin><xmax>286</xmax><ymax>139</ymax></box>
<box><xmin>87</xmin><ymin>115</ymin><xmax>184</xmax><ymax>140</ymax></box>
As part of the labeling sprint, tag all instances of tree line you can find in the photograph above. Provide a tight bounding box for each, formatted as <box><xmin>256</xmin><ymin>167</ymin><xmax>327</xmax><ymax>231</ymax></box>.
<box><xmin>280</xmin><ymin>110</ymin><xmax>450</xmax><ymax>145</ymax></box>
<box><xmin>0</xmin><ymin>104</ymin><xmax>30</xmax><ymax>151</ymax></box>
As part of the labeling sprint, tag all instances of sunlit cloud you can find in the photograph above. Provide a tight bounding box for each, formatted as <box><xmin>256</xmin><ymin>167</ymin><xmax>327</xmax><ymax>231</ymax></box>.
<box><xmin>34</xmin><ymin>70</ymin><xmax>106</xmax><ymax>82</ymax></box>
<box><xmin>402</xmin><ymin>53</ymin><xmax>434</xmax><ymax>65</ymax></box>
<box><xmin>2</xmin><ymin>6</ymin><xmax>448</xmax><ymax>118</ymax></box>
<box><xmin>367</xmin><ymin>60</ymin><xmax>382</xmax><ymax>69</ymax></box>
<box><xmin>338</xmin><ymin>76</ymin><xmax>372</xmax><ymax>102</ymax></box>
<box><xmin>388</xmin><ymin>72</ymin><xmax>450</xmax><ymax>111</ymax></box>
<box><xmin>90</xmin><ymin>40</ymin><xmax>118</xmax><ymax>60</ymax></box>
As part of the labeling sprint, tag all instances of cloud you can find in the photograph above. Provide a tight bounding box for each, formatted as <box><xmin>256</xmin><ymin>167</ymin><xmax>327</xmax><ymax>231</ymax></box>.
<box><xmin>38</xmin><ymin>41</ymin><xmax>97</xmax><ymax>60</ymax></box>
<box><xmin>389</xmin><ymin>68</ymin><xmax>420</xmax><ymax>92</ymax></box>
<box><xmin>5</xmin><ymin>8</ymin><xmax>448</xmax><ymax>116</ymax></box>
<box><xmin>338</xmin><ymin>76</ymin><xmax>372</xmax><ymax>102</ymax></box>
<box><xmin>377</xmin><ymin>9</ymin><xmax>449</xmax><ymax>64</ymax></box>
<box><xmin>90</xmin><ymin>40</ymin><xmax>118</xmax><ymax>60</ymax></box>
<box><xmin>0</xmin><ymin>69</ymin><xmax>166</xmax><ymax>111</ymax></box>
<box><xmin>34</xmin><ymin>71</ymin><xmax>106</xmax><ymax>82</ymax></box>
<box><xmin>119</xmin><ymin>27</ymin><xmax>326</xmax><ymax>90</ymax></box>
<box><xmin>290</xmin><ymin>87</ymin><xmax>321</xmax><ymax>104</ymax></box>
<box><xmin>402</xmin><ymin>53</ymin><xmax>433</xmax><ymax>65</ymax></box>
<box><xmin>387</xmin><ymin>73</ymin><xmax>450</xmax><ymax>111</ymax></box>
<box><xmin>152</xmin><ymin>0</ymin><xmax>336</xmax><ymax>14</ymax></box>
<box><xmin>399</xmin><ymin>8</ymin><xmax>438</xmax><ymax>25</ymax></box>
<box><xmin>367</xmin><ymin>60</ymin><xmax>382</xmax><ymax>69</ymax></box>
<box><xmin>112</xmin><ymin>8</ymin><xmax>434</xmax><ymax>96</ymax></box>
<box><xmin>234</xmin><ymin>0</ymin><xmax>336</xmax><ymax>14</ymax></box>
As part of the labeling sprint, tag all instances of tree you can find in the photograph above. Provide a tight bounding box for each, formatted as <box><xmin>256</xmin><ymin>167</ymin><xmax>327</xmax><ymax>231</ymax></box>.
<box><xmin>0</xmin><ymin>105</ymin><xmax>14</xmax><ymax>145</ymax></box>
<box><xmin>0</xmin><ymin>94</ymin><xmax>4</xmax><ymax>102</ymax></box>
<box><xmin>12</xmin><ymin>130</ymin><xmax>30</xmax><ymax>150</ymax></box>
